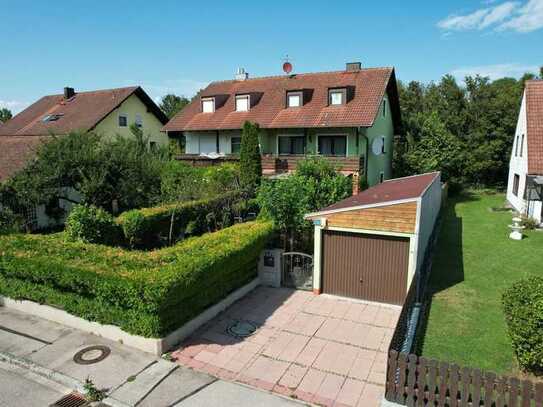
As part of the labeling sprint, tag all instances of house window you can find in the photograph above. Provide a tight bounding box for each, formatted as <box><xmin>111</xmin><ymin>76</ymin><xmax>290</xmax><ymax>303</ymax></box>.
<box><xmin>149</xmin><ymin>141</ymin><xmax>157</xmax><ymax>151</ymax></box>
<box><xmin>287</xmin><ymin>92</ymin><xmax>302</xmax><ymax>108</ymax></box>
<box><xmin>318</xmin><ymin>135</ymin><xmax>347</xmax><ymax>156</ymax></box>
<box><xmin>278</xmin><ymin>136</ymin><xmax>305</xmax><ymax>155</ymax></box>
<box><xmin>382</xmin><ymin>99</ymin><xmax>387</xmax><ymax>117</ymax></box>
<box><xmin>381</xmin><ymin>136</ymin><xmax>386</xmax><ymax>154</ymax></box>
<box><xmin>329</xmin><ymin>90</ymin><xmax>345</xmax><ymax>105</ymax></box>
<box><xmin>520</xmin><ymin>134</ymin><xmax>524</xmax><ymax>157</ymax></box>
<box><xmin>514</xmin><ymin>135</ymin><xmax>519</xmax><ymax>156</ymax></box>
<box><xmin>118</xmin><ymin>114</ymin><xmax>128</xmax><ymax>127</ymax></box>
<box><xmin>235</xmin><ymin>95</ymin><xmax>250</xmax><ymax>112</ymax></box>
<box><xmin>513</xmin><ymin>173</ymin><xmax>520</xmax><ymax>196</ymax></box>
<box><xmin>135</xmin><ymin>114</ymin><xmax>143</xmax><ymax>128</ymax></box>
<box><xmin>231</xmin><ymin>136</ymin><xmax>242</xmax><ymax>154</ymax></box>
<box><xmin>379</xmin><ymin>172</ymin><xmax>385</xmax><ymax>183</ymax></box>
<box><xmin>202</xmin><ymin>98</ymin><xmax>215</xmax><ymax>113</ymax></box>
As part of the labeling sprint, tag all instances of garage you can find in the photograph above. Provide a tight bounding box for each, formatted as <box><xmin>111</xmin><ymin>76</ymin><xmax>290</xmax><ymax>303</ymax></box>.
<box><xmin>322</xmin><ymin>230</ymin><xmax>409</xmax><ymax>304</ymax></box>
<box><xmin>305</xmin><ymin>172</ymin><xmax>442</xmax><ymax>306</ymax></box>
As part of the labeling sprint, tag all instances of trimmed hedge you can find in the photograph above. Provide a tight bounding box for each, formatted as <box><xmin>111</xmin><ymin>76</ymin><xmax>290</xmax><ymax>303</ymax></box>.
<box><xmin>0</xmin><ymin>221</ymin><xmax>274</xmax><ymax>337</ymax></box>
<box><xmin>502</xmin><ymin>276</ymin><xmax>543</xmax><ymax>372</ymax></box>
<box><xmin>65</xmin><ymin>204</ymin><xmax>119</xmax><ymax>245</ymax></box>
<box><xmin>116</xmin><ymin>191</ymin><xmax>247</xmax><ymax>248</ymax></box>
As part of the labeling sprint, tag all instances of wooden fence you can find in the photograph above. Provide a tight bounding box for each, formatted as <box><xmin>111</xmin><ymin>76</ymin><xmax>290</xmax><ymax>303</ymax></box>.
<box><xmin>386</xmin><ymin>350</ymin><xmax>543</xmax><ymax>406</ymax></box>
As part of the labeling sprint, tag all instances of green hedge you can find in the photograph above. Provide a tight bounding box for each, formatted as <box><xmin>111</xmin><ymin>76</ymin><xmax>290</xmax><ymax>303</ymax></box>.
<box><xmin>502</xmin><ymin>276</ymin><xmax>543</xmax><ymax>372</ymax></box>
<box><xmin>116</xmin><ymin>191</ymin><xmax>248</xmax><ymax>248</ymax></box>
<box><xmin>0</xmin><ymin>221</ymin><xmax>274</xmax><ymax>337</ymax></box>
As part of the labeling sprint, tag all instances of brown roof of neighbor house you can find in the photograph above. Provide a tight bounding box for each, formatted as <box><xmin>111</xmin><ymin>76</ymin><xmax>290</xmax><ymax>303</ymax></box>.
<box><xmin>0</xmin><ymin>86</ymin><xmax>168</xmax><ymax>181</ymax></box>
<box><xmin>163</xmin><ymin>67</ymin><xmax>401</xmax><ymax>133</ymax></box>
<box><xmin>526</xmin><ymin>80</ymin><xmax>543</xmax><ymax>174</ymax></box>
<box><xmin>307</xmin><ymin>172</ymin><xmax>440</xmax><ymax>215</ymax></box>
<box><xmin>0</xmin><ymin>136</ymin><xmax>49</xmax><ymax>181</ymax></box>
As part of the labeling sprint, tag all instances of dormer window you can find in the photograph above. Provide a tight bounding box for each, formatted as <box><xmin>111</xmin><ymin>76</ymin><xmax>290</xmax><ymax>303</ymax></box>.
<box><xmin>235</xmin><ymin>95</ymin><xmax>250</xmax><ymax>112</ymax></box>
<box><xmin>287</xmin><ymin>91</ymin><xmax>302</xmax><ymax>108</ymax></box>
<box><xmin>202</xmin><ymin>97</ymin><xmax>215</xmax><ymax>113</ymax></box>
<box><xmin>329</xmin><ymin>89</ymin><xmax>346</xmax><ymax>105</ymax></box>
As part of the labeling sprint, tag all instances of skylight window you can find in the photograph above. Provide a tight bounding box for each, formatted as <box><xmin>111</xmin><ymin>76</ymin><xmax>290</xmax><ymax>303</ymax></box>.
<box><xmin>42</xmin><ymin>114</ymin><xmax>63</xmax><ymax>122</ymax></box>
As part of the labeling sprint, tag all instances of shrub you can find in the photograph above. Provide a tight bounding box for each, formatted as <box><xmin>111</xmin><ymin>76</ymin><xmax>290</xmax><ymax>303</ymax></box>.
<box><xmin>239</xmin><ymin>121</ymin><xmax>262</xmax><ymax>194</ymax></box>
<box><xmin>65</xmin><ymin>204</ymin><xmax>119</xmax><ymax>245</ymax></box>
<box><xmin>502</xmin><ymin>276</ymin><xmax>543</xmax><ymax>372</ymax></box>
<box><xmin>0</xmin><ymin>206</ymin><xmax>22</xmax><ymax>235</ymax></box>
<box><xmin>0</xmin><ymin>221</ymin><xmax>274</xmax><ymax>337</ymax></box>
<box><xmin>521</xmin><ymin>216</ymin><xmax>538</xmax><ymax>230</ymax></box>
<box><xmin>116</xmin><ymin>191</ymin><xmax>246</xmax><ymax>248</ymax></box>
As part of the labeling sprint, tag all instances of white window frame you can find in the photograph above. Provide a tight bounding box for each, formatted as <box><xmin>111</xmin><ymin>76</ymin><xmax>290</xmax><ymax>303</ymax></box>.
<box><xmin>135</xmin><ymin>113</ymin><xmax>143</xmax><ymax>128</ymax></box>
<box><xmin>316</xmin><ymin>134</ymin><xmax>348</xmax><ymax>156</ymax></box>
<box><xmin>202</xmin><ymin>97</ymin><xmax>215</xmax><ymax>113</ymax></box>
<box><xmin>329</xmin><ymin>91</ymin><xmax>343</xmax><ymax>106</ymax></box>
<box><xmin>118</xmin><ymin>113</ymin><xmax>128</xmax><ymax>128</ymax></box>
<box><xmin>235</xmin><ymin>95</ymin><xmax>250</xmax><ymax>112</ymax></box>
<box><xmin>287</xmin><ymin>92</ymin><xmax>302</xmax><ymax>108</ymax></box>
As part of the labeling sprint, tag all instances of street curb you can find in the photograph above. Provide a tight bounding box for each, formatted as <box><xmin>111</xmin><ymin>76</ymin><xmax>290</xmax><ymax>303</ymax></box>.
<box><xmin>0</xmin><ymin>350</ymin><xmax>130</xmax><ymax>407</ymax></box>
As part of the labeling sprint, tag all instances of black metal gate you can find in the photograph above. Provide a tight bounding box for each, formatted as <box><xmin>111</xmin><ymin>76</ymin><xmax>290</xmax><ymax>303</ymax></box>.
<box><xmin>282</xmin><ymin>252</ymin><xmax>313</xmax><ymax>291</ymax></box>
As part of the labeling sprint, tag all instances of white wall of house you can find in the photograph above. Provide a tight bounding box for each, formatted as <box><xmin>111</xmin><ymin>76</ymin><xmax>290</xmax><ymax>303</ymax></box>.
<box><xmin>506</xmin><ymin>92</ymin><xmax>542</xmax><ymax>224</ymax></box>
<box><xmin>414</xmin><ymin>173</ymin><xmax>442</xmax><ymax>281</ymax></box>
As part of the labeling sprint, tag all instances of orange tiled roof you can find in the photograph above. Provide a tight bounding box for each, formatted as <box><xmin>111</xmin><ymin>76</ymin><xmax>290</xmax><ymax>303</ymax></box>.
<box><xmin>163</xmin><ymin>67</ymin><xmax>400</xmax><ymax>132</ymax></box>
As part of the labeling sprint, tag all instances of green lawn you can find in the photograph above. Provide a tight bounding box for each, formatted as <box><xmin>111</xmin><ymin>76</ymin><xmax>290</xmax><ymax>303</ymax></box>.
<box><xmin>419</xmin><ymin>192</ymin><xmax>543</xmax><ymax>375</ymax></box>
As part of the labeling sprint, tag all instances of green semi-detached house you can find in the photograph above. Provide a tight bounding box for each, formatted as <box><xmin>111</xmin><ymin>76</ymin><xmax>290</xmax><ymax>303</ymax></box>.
<box><xmin>164</xmin><ymin>62</ymin><xmax>401</xmax><ymax>190</ymax></box>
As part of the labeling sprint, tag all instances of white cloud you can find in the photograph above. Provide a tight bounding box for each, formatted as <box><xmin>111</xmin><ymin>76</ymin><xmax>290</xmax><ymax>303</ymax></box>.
<box><xmin>438</xmin><ymin>0</ymin><xmax>543</xmax><ymax>33</ymax></box>
<box><xmin>0</xmin><ymin>100</ymin><xmax>29</xmax><ymax>114</ymax></box>
<box><xmin>450</xmin><ymin>63</ymin><xmax>539</xmax><ymax>81</ymax></box>
<box><xmin>498</xmin><ymin>0</ymin><xmax>543</xmax><ymax>32</ymax></box>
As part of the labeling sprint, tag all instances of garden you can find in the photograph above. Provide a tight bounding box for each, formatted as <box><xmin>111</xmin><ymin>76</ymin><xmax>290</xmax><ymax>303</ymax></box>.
<box><xmin>0</xmin><ymin>121</ymin><xmax>352</xmax><ymax>338</ymax></box>
<box><xmin>417</xmin><ymin>192</ymin><xmax>543</xmax><ymax>377</ymax></box>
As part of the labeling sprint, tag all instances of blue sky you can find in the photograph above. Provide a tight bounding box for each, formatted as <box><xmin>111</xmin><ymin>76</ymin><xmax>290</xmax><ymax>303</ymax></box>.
<box><xmin>1</xmin><ymin>0</ymin><xmax>541</xmax><ymax>113</ymax></box>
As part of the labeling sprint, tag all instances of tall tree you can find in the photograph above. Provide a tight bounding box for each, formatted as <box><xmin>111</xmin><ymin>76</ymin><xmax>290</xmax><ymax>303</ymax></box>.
<box><xmin>159</xmin><ymin>94</ymin><xmax>189</xmax><ymax>119</ymax></box>
<box><xmin>0</xmin><ymin>108</ymin><xmax>12</xmax><ymax>123</ymax></box>
<box><xmin>239</xmin><ymin>121</ymin><xmax>262</xmax><ymax>194</ymax></box>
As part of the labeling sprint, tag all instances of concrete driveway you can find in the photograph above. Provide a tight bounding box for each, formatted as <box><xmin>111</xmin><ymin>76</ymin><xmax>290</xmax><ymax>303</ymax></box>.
<box><xmin>172</xmin><ymin>287</ymin><xmax>400</xmax><ymax>407</ymax></box>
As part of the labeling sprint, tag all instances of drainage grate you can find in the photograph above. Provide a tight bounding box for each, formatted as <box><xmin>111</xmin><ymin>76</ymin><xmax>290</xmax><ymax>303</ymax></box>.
<box><xmin>49</xmin><ymin>392</ymin><xmax>88</xmax><ymax>407</ymax></box>
<box><xmin>73</xmin><ymin>345</ymin><xmax>111</xmax><ymax>365</ymax></box>
<box><xmin>225</xmin><ymin>320</ymin><xmax>258</xmax><ymax>338</ymax></box>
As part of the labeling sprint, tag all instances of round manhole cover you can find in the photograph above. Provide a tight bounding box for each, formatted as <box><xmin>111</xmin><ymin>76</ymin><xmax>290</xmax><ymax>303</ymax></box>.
<box><xmin>73</xmin><ymin>345</ymin><xmax>111</xmax><ymax>365</ymax></box>
<box><xmin>226</xmin><ymin>321</ymin><xmax>258</xmax><ymax>338</ymax></box>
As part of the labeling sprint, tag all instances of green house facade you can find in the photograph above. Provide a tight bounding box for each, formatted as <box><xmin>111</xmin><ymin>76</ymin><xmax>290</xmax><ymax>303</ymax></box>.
<box><xmin>164</xmin><ymin>63</ymin><xmax>401</xmax><ymax>189</ymax></box>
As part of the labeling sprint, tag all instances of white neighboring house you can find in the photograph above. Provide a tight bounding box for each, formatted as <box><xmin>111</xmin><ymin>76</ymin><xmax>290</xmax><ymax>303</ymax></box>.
<box><xmin>506</xmin><ymin>80</ymin><xmax>543</xmax><ymax>226</ymax></box>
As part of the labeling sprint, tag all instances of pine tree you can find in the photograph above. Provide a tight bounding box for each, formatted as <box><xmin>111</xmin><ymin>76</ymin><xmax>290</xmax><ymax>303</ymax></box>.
<box><xmin>239</xmin><ymin>121</ymin><xmax>262</xmax><ymax>194</ymax></box>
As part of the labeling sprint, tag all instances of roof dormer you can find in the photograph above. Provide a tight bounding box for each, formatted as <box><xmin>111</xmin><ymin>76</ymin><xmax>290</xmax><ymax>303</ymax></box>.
<box><xmin>200</xmin><ymin>94</ymin><xmax>229</xmax><ymax>113</ymax></box>
<box><xmin>328</xmin><ymin>86</ymin><xmax>355</xmax><ymax>106</ymax></box>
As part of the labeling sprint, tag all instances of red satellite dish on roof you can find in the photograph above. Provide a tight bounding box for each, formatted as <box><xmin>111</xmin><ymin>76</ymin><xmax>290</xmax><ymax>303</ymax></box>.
<box><xmin>283</xmin><ymin>61</ymin><xmax>293</xmax><ymax>74</ymax></box>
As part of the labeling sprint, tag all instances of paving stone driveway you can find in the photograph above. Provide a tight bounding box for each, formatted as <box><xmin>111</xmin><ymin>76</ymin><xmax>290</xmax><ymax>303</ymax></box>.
<box><xmin>171</xmin><ymin>287</ymin><xmax>400</xmax><ymax>407</ymax></box>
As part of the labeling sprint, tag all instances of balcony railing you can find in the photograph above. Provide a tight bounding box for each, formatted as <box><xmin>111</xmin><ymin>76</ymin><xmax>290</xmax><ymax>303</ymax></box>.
<box><xmin>175</xmin><ymin>154</ymin><xmax>364</xmax><ymax>175</ymax></box>
<box><xmin>262</xmin><ymin>154</ymin><xmax>363</xmax><ymax>175</ymax></box>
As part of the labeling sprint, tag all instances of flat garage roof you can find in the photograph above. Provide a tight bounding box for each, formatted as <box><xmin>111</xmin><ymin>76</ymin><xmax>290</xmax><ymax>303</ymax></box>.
<box><xmin>308</xmin><ymin>172</ymin><xmax>440</xmax><ymax>216</ymax></box>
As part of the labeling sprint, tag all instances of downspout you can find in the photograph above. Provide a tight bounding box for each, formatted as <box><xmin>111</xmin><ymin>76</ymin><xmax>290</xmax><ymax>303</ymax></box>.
<box><xmin>216</xmin><ymin>130</ymin><xmax>220</xmax><ymax>154</ymax></box>
<box><xmin>358</xmin><ymin>127</ymin><xmax>369</xmax><ymax>189</ymax></box>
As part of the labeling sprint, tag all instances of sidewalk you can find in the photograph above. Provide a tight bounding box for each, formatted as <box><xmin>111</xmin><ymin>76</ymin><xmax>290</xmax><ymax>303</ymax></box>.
<box><xmin>0</xmin><ymin>307</ymin><xmax>305</xmax><ymax>406</ymax></box>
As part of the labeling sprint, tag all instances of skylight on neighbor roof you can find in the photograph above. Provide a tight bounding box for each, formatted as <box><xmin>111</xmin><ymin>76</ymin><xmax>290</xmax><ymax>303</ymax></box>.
<box><xmin>42</xmin><ymin>114</ymin><xmax>63</xmax><ymax>122</ymax></box>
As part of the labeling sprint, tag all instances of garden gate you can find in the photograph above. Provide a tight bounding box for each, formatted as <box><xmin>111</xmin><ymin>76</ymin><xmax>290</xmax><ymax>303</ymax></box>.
<box><xmin>281</xmin><ymin>252</ymin><xmax>313</xmax><ymax>291</ymax></box>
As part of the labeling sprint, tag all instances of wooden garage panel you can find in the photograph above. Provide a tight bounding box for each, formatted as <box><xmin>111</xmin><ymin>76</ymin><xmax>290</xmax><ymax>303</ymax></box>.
<box><xmin>325</xmin><ymin>202</ymin><xmax>417</xmax><ymax>234</ymax></box>
<box><xmin>322</xmin><ymin>230</ymin><xmax>409</xmax><ymax>305</ymax></box>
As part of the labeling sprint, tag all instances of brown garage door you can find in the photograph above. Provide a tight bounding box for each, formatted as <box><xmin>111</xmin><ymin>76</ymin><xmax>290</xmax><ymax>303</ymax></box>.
<box><xmin>322</xmin><ymin>230</ymin><xmax>409</xmax><ymax>305</ymax></box>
